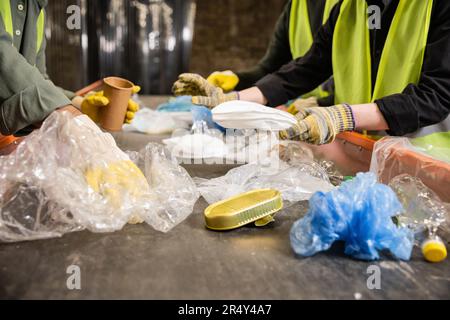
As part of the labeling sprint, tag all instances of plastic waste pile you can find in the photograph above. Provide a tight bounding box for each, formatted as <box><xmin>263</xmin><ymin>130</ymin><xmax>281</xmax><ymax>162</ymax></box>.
<box><xmin>280</xmin><ymin>142</ymin><xmax>349</xmax><ymax>186</ymax></box>
<box><xmin>290</xmin><ymin>172</ymin><xmax>414</xmax><ymax>261</ymax></box>
<box><xmin>123</xmin><ymin>108</ymin><xmax>184</xmax><ymax>134</ymax></box>
<box><xmin>163</xmin><ymin>106</ymin><xmax>228</xmax><ymax>160</ymax></box>
<box><xmin>0</xmin><ymin>111</ymin><xmax>199</xmax><ymax>242</ymax></box>
<box><xmin>195</xmin><ymin>160</ymin><xmax>335</xmax><ymax>205</ymax></box>
<box><xmin>389</xmin><ymin>174</ymin><xmax>448</xmax><ymax>262</ymax></box>
<box><xmin>164</xmin><ymin>105</ymin><xmax>280</xmax><ymax>163</ymax></box>
<box><xmin>124</xmin><ymin>95</ymin><xmax>191</xmax><ymax>134</ymax></box>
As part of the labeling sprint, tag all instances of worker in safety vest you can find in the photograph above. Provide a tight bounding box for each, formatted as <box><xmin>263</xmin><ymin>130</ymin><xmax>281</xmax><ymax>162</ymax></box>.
<box><xmin>0</xmin><ymin>0</ymin><xmax>148</xmax><ymax>206</ymax></box>
<box><xmin>173</xmin><ymin>0</ymin><xmax>450</xmax><ymax>148</ymax></box>
<box><xmin>204</xmin><ymin>0</ymin><xmax>340</xmax><ymax>112</ymax></box>
<box><xmin>0</xmin><ymin>0</ymin><xmax>139</xmax><ymax>152</ymax></box>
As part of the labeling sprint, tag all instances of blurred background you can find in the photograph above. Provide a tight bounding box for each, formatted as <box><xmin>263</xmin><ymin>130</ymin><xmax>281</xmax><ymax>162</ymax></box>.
<box><xmin>45</xmin><ymin>0</ymin><xmax>286</xmax><ymax>94</ymax></box>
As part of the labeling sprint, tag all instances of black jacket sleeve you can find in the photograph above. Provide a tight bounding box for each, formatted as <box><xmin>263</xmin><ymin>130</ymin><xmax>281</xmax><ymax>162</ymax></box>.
<box><xmin>255</xmin><ymin>3</ymin><xmax>339</xmax><ymax>106</ymax></box>
<box><xmin>235</xmin><ymin>1</ymin><xmax>293</xmax><ymax>90</ymax></box>
<box><xmin>375</xmin><ymin>0</ymin><xmax>450</xmax><ymax>136</ymax></box>
<box><xmin>256</xmin><ymin>0</ymin><xmax>450</xmax><ymax>136</ymax></box>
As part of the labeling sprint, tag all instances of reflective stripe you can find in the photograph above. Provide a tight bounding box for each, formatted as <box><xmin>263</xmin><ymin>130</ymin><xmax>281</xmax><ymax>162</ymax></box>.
<box><xmin>0</xmin><ymin>0</ymin><xmax>13</xmax><ymax>39</ymax></box>
<box><xmin>333</xmin><ymin>0</ymin><xmax>433</xmax><ymax>104</ymax></box>
<box><xmin>36</xmin><ymin>9</ymin><xmax>45</xmax><ymax>53</ymax></box>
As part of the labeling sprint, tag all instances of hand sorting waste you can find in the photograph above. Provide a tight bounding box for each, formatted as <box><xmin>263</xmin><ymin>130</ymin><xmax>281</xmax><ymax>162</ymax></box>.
<box><xmin>80</xmin><ymin>85</ymin><xmax>141</xmax><ymax>125</ymax></box>
<box><xmin>207</xmin><ymin>70</ymin><xmax>240</xmax><ymax>93</ymax></box>
<box><xmin>389</xmin><ymin>174</ymin><xmax>448</xmax><ymax>262</ymax></box>
<box><xmin>0</xmin><ymin>111</ymin><xmax>199</xmax><ymax>242</ymax></box>
<box><xmin>172</xmin><ymin>73</ymin><xmax>238</xmax><ymax>108</ymax></box>
<box><xmin>290</xmin><ymin>172</ymin><xmax>414</xmax><ymax>261</ymax></box>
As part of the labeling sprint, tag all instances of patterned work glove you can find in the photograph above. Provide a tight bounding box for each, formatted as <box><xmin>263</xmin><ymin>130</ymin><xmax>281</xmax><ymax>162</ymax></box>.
<box><xmin>172</xmin><ymin>73</ymin><xmax>238</xmax><ymax>108</ymax></box>
<box><xmin>279</xmin><ymin>104</ymin><xmax>355</xmax><ymax>145</ymax></box>
<box><xmin>286</xmin><ymin>97</ymin><xmax>319</xmax><ymax>115</ymax></box>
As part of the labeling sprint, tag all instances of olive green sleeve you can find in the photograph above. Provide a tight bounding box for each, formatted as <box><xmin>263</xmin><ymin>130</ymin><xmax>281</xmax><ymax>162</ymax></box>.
<box><xmin>0</xmin><ymin>20</ymin><xmax>71</xmax><ymax>135</ymax></box>
<box><xmin>235</xmin><ymin>1</ymin><xmax>293</xmax><ymax>90</ymax></box>
<box><xmin>35</xmin><ymin>33</ymin><xmax>76</xmax><ymax>100</ymax></box>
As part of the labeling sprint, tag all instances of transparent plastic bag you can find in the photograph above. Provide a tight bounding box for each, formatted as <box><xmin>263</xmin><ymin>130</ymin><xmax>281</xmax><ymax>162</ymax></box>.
<box><xmin>195</xmin><ymin>160</ymin><xmax>334</xmax><ymax>205</ymax></box>
<box><xmin>290</xmin><ymin>173</ymin><xmax>414</xmax><ymax>261</ymax></box>
<box><xmin>0</xmin><ymin>111</ymin><xmax>199</xmax><ymax>242</ymax></box>
<box><xmin>389</xmin><ymin>174</ymin><xmax>448</xmax><ymax>240</ymax></box>
<box><xmin>370</xmin><ymin>137</ymin><xmax>450</xmax><ymax>202</ymax></box>
<box><xmin>123</xmin><ymin>108</ymin><xmax>182</xmax><ymax>134</ymax></box>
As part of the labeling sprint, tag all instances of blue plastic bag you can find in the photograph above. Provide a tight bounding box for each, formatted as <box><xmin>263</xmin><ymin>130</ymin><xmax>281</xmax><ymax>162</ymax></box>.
<box><xmin>157</xmin><ymin>96</ymin><xmax>196</xmax><ymax>113</ymax></box>
<box><xmin>191</xmin><ymin>105</ymin><xmax>225</xmax><ymax>133</ymax></box>
<box><xmin>290</xmin><ymin>172</ymin><xmax>414</xmax><ymax>261</ymax></box>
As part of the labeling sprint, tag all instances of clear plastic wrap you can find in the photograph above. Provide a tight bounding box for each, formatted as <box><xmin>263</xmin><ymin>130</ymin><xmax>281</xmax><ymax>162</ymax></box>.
<box><xmin>0</xmin><ymin>111</ymin><xmax>199</xmax><ymax>242</ymax></box>
<box><xmin>123</xmin><ymin>108</ymin><xmax>184</xmax><ymax>134</ymax></box>
<box><xmin>195</xmin><ymin>160</ymin><xmax>334</xmax><ymax>205</ymax></box>
<box><xmin>290</xmin><ymin>173</ymin><xmax>414</xmax><ymax>261</ymax></box>
<box><xmin>389</xmin><ymin>174</ymin><xmax>448</xmax><ymax>240</ymax></box>
<box><xmin>370</xmin><ymin>137</ymin><xmax>450</xmax><ymax>202</ymax></box>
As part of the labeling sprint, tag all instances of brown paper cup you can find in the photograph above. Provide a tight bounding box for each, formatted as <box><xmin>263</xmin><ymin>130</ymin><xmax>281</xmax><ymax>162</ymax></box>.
<box><xmin>101</xmin><ymin>77</ymin><xmax>134</xmax><ymax>132</ymax></box>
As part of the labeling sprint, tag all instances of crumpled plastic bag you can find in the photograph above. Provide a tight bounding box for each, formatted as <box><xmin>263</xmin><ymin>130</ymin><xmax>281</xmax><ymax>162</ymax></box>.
<box><xmin>163</xmin><ymin>132</ymin><xmax>228</xmax><ymax>160</ymax></box>
<box><xmin>290</xmin><ymin>172</ymin><xmax>414</xmax><ymax>261</ymax></box>
<box><xmin>123</xmin><ymin>108</ymin><xmax>184</xmax><ymax>134</ymax></box>
<box><xmin>0</xmin><ymin>111</ymin><xmax>199</xmax><ymax>242</ymax></box>
<box><xmin>389</xmin><ymin>174</ymin><xmax>448</xmax><ymax>240</ymax></box>
<box><xmin>195</xmin><ymin>160</ymin><xmax>334</xmax><ymax>205</ymax></box>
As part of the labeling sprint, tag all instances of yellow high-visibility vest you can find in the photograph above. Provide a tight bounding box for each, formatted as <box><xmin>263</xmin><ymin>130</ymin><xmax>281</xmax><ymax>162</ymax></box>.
<box><xmin>332</xmin><ymin>0</ymin><xmax>433</xmax><ymax>105</ymax></box>
<box><xmin>0</xmin><ymin>0</ymin><xmax>45</xmax><ymax>53</ymax></box>
<box><xmin>333</xmin><ymin>0</ymin><xmax>449</xmax><ymax>152</ymax></box>
<box><xmin>289</xmin><ymin>0</ymin><xmax>340</xmax><ymax>59</ymax></box>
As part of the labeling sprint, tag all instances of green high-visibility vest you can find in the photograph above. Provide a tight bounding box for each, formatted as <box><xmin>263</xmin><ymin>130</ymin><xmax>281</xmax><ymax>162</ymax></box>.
<box><xmin>289</xmin><ymin>0</ymin><xmax>339</xmax><ymax>98</ymax></box>
<box><xmin>0</xmin><ymin>0</ymin><xmax>45</xmax><ymax>53</ymax></box>
<box><xmin>333</xmin><ymin>0</ymin><xmax>449</xmax><ymax>157</ymax></box>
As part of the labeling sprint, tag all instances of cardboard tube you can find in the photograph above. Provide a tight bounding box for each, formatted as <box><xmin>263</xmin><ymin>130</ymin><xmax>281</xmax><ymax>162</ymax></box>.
<box><xmin>101</xmin><ymin>77</ymin><xmax>134</xmax><ymax>131</ymax></box>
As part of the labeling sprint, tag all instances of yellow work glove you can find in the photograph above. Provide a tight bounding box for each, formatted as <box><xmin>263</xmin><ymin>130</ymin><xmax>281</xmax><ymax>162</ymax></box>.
<box><xmin>81</xmin><ymin>86</ymin><xmax>141</xmax><ymax>124</ymax></box>
<box><xmin>279</xmin><ymin>104</ymin><xmax>355</xmax><ymax>145</ymax></box>
<box><xmin>207</xmin><ymin>70</ymin><xmax>239</xmax><ymax>92</ymax></box>
<box><xmin>172</xmin><ymin>73</ymin><xmax>238</xmax><ymax>108</ymax></box>
<box><xmin>286</xmin><ymin>97</ymin><xmax>319</xmax><ymax>115</ymax></box>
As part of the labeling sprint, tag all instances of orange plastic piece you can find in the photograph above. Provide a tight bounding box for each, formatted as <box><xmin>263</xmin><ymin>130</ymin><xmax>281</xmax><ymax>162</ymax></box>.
<box><xmin>337</xmin><ymin>132</ymin><xmax>376</xmax><ymax>151</ymax></box>
<box><xmin>0</xmin><ymin>135</ymin><xmax>19</xmax><ymax>149</ymax></box>
<box><xmin>377</xmin><ymin>145</ymin><xmax>450</xmax><ymax>202</ymax></box>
